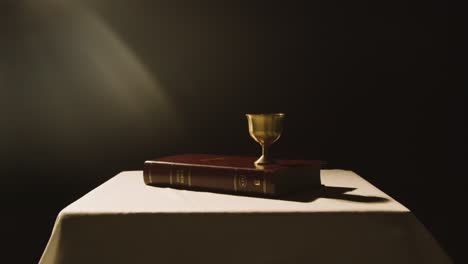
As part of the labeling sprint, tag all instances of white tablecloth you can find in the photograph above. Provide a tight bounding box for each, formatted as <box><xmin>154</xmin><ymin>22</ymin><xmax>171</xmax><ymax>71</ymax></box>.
<box><xmin>40</xmin><ymin>170</ymin><xmax>451</xmax><ymax>264</ymax></box>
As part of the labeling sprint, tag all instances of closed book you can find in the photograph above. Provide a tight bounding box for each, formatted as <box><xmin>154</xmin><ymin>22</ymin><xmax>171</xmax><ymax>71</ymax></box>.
<box><xmin>143</xmin><ymin>154</ymin><xmax>322</xmax><ymax>196</ymax></box>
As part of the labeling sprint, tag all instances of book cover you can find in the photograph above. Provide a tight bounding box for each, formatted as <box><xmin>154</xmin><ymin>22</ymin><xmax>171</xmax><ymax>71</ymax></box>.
<box><xmin>143</xmin><ymin>154</ymin><xmax>322</xmax><ymax>196</ymax></box>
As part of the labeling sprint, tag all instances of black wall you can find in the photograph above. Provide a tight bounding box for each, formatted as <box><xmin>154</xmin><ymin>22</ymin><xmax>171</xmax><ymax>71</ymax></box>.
<box><xmin>1</xmin><ymin>0</ymin><xmax>464</xmax><ymax>262</ymax></box>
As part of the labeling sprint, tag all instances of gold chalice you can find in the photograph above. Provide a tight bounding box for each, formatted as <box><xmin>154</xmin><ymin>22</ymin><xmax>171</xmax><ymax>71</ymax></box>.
<box><xmin>246</xmin><ymin>113</ymin><xmax>285</xmax><ymax>165</ymax></box>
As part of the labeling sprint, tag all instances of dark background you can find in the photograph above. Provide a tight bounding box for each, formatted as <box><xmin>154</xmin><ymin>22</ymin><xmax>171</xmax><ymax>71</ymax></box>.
<box><xmin>1</xmin><ymin>0</ymin><xmax>465</xmax><ymax>263</ymax></box>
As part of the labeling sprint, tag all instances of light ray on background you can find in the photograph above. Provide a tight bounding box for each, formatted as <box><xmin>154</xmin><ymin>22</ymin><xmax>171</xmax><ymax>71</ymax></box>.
<box><xmin>20</xmin><ymin>0</ymin><xmax>177</xmax><ymax>120</ymax></box>
<box><xmin>0</xmin><ymin>0</ymin><xmax>181</xmax><ymax>182</ymax></box>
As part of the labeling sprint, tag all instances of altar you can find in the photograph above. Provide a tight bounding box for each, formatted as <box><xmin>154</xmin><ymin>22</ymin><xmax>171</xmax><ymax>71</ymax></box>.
<box><xmin>40</xmin><ymin>170</ymin><xmax>451</xmax><ymax>264</ymax></box>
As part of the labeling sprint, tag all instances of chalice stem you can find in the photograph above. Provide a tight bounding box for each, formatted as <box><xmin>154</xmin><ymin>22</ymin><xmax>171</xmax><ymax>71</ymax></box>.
<box><xmin>255</xmin><ymin>144</ymin><xmax>271</xmax><ymax>165</ymax></box>
<box><xmin>262</xmin><ymin>145</ymin><xmax>268</xmax><ymax>161</ymax></box>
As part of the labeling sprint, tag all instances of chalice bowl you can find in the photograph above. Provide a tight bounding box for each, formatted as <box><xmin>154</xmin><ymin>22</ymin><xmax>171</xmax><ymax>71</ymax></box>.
<box><xmin>246</xmin><ymin>113</ymin><xmax>285</xmax><ymax>165</ymax></box>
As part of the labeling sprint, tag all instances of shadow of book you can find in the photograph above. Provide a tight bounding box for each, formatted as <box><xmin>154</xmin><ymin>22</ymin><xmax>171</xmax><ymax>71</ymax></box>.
<box><xmin>276</xmin><ymin>185</ymin><xmax>390</xmax><ymax>203</ymax></box>
<box><xmin>156</xmin><ymin>184</ymin><xmax>389</xmax><ymax>204</ymax></box>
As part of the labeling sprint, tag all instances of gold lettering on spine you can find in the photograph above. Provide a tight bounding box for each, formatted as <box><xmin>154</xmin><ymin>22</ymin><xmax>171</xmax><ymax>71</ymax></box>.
<box><xmin>169</xmin><ymin>167</ymin><xmax>173</xmax><ymax>185</ymax></box>
<box><xmin>188</xmin><ymin>169</ymin><xmax>192</xmax><ymax>187</ymax></box>
<box><xmin>263</xmin><ymin>174</ymin><xmax>267</xmax><ymax>194</ymax></box>
<box><xmin>233</xmin><ymin>171</ymin><xmax>238</xmax><ymax>192</ymax></box>
<box><xmin>239</xmin><ymin>175</ymin><xmax>247</xmax><ymax>188</ymax></box>
<box><xmin>175</xmin><ymin>169</ymin><xmax>185</xmax><ymax>184</ymax></box>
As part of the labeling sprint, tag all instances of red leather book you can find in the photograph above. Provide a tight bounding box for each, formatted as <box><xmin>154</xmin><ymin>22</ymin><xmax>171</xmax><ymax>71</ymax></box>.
<box><xmin>143</xmin><ymin>154</ymin><xmax>322</xmax><ymax>196</ymax></box>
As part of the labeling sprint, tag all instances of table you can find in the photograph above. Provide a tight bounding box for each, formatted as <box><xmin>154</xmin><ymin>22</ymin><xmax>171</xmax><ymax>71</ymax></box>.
<box><xmin>40</xmin><ymin>170</ymin><xmax>451</xmax><ymax>264</ymax></box>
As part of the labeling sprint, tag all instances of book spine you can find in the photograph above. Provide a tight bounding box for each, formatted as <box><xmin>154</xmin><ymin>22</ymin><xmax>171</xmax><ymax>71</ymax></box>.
<box><xmin>143</xmin><ymin>162</ymin><xmax>274</xmax><ymax>196</ymax></box>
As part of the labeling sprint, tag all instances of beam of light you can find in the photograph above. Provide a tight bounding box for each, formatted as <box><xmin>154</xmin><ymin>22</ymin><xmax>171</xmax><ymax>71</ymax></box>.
<box><xmin>0</xmin><ymin>0</ymin><xmax>187</xmax><ymax>177</ymax></box>
<box><xmin>0</xmin><ymin>0</ymin><xmax>181</xmax><ymax>156</ymax></box>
